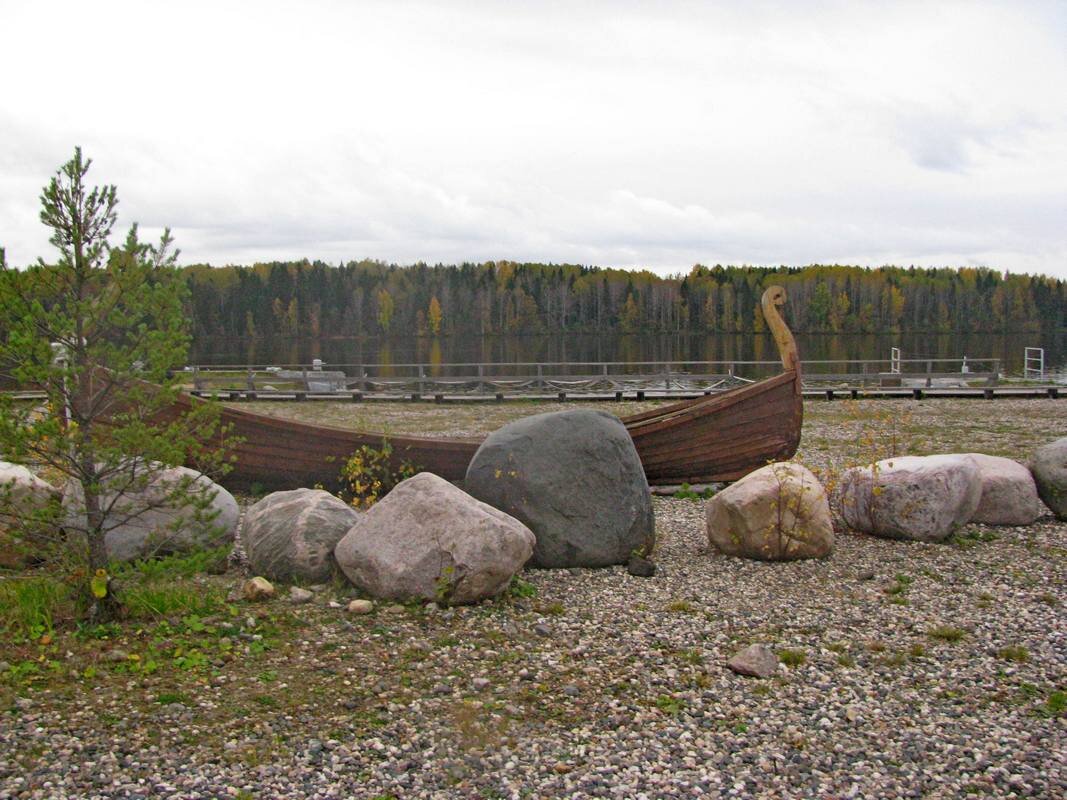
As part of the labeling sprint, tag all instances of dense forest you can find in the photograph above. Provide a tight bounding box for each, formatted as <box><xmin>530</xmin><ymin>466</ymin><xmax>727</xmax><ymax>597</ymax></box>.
<box><xmin>183</xmin><ymin>261</ymin><xmax>1066</xmax><ymax>339</ymax></box>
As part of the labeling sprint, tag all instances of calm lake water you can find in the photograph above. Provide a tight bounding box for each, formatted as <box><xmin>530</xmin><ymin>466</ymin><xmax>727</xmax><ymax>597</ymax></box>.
<box><xmin>189</xmin><ymin>330</ymin><xmax>1067</xmax><ymax>381</ymax></box>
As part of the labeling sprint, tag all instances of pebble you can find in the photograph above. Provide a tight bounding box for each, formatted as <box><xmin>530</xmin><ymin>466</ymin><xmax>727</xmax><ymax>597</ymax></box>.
<box><xmin>288</xmin><ymin>587</ymin><xmax>313</xmax><ymax>604</ymax></box>
<box><xmin>346</xmin><ymin>599</ymin><xmax>374</xmax><ymax>615</ymax></box>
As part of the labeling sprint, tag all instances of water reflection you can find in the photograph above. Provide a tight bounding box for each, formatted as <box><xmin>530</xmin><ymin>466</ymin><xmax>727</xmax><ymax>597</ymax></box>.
<box><xmin>189</xmin><ymin>330</ymin><xmax>1067</xmax><ymax>379</ymax></box>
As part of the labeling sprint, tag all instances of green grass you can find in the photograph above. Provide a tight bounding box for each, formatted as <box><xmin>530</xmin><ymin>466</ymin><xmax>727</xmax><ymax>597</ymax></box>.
<box><xmin>112</xmin><ymin>546</ymin><xmax>231</xmax><ymax>581</ymax></box>
<box><xmin>667</xmin><ymin>600</ymin><xmax>696</xmax><ymax>613</ymax></box>
<box><xmin>778</xmin><ymin>648</ymin><xmax>806</xmax><ymax>666</ymax></box>
<box><xmin>996</xmin><ymin>645</ymin><xmax>1029</xmax><ymax>663</ymax></box>
<box><xmin>123</xmin><ymin>583</ymin><xmax>225</xmax><ymax>619</ymax></box>
<box><xmin>927</xmin><ymin>625</ymin><xmax>966</xmax><ymax>643</ymax></box>
<box><xmin>655</xmin><ymin>694</ymin><xmax>684</xmax><ymax>714</ymax></box>
<box><xmin>0</xmin><ymin>576</ymin><xmax>75</xmax><ymax>640</ymax></box>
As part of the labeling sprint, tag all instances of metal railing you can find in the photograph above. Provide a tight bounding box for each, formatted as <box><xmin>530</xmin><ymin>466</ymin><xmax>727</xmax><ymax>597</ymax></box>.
<box><xmin>181</xmin><ymin>356</ymin><xmax>1001</xmax><ymax>397</ymax></box>
<box><xmin>1024</xmin><ymin>347</ymin><xmax>1045</xmax><ymax>380</ymax></box>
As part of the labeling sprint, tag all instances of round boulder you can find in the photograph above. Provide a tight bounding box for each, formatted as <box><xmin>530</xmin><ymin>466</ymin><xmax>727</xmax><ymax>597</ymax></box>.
<box><xmin>964</xmin><ymin>453</ymin><xmax>1044</xmax><ymax>526</ymax></box>
<box><xmin>63</xmin><ymin>465</ymin><xmax>238</xmax><ymax>562</ymax></box>
<box><xmin>1031</xmin><ymin>437</ymin><xmax>1067</xmax><ymax>520</ymax></box>
<box><xmin>464</xmin><ymin>409</ymin><xmax>654</xmax><ymax>569</ymax></box>
<box><xmin>334</xmin><ymin>472</ymin><xmax>535</xmax><ymax>605</ymax></box>
<box><xmin>839</xmin><ymin>455</ymin><xmax>981</xmax><ymax>542</ymax></box>
<box><xmin>244</xmin><ymin>488</ymin><xmax>360</xmax><ymax>583</ymax></box>
<box><xmin>706</xmin><ymin>462</ymin><xmax>832</xmax><ymax>560</ymax></box>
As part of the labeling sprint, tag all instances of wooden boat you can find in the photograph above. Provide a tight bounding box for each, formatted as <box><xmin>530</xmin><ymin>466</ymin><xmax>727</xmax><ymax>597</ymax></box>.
<box><xmin>183</xmin><ymin>285</ymin><xmax>802</xmax><ymax>490</ymax></box>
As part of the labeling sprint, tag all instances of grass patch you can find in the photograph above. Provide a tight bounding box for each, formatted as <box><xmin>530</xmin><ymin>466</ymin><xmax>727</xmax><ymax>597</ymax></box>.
<box><xmin>996</xmin><ymin>645</ymin><xmax>1029</xmax><ymax>663</ymax></box>
<box><xmin>507</xmin><ymin>576</ymin><xmax>537</xmax><ymax>599</ymax></box>
<box><xmin>778</xmin><ymin>648</ymin><xmax>806</xmax><ymax>666</ymax></box>
<box><xmin>927</xmin><ymin>625</ymin><xmax>966</xmax><ymax>643</ymax></box>
<box><xmin>667</xmin><ymin>600</ymin><xmax>696</xmax><ymax>613</ymax></box>
<box><xmin>123</xmin><ymin>582</ymin><xmax>225</xmax><ymax>620</ymax></box>
<box><xmin>655</xmin><ymin>694</ymin><xmax>685</xmax><ymax>715</ymax></box>
<box><xmin>0</xmin><ymin>576</ymin><xmax>76</xmax><ymax>640</ymax></box>
<box><xmin>112</xmin><ymin>546</ymin><xmax>230</xmax><ymax>582</ymax></box>
<box><xmin>1039</xmin><ymin>691</ymin><xmax>1066</xmax><ymax>718</ymax></box>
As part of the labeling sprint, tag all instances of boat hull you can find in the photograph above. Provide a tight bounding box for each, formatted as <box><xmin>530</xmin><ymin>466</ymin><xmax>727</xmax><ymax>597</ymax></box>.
<box><xmin>194</xmin><ymin>369</ymin><xmax>801</xmax><ymax>491</ymax></box>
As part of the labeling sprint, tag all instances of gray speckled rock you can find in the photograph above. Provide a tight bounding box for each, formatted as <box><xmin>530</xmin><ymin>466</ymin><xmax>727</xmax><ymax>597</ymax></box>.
<box><xmin>334</xmin><ymin>473</ymin><xmax>534</xmax><ymax>605</ymax></box>
<box><xmin>706</xmin><ymin>462</ymin><xmax>833</xmax><ymax>560</ymax></box>
<box><xmin>964</xmin><ymin>453</ymin><xmax>1044</xmax><ymax>526</ymax></box>
<box><xmin>244</xmin><ymin>488</ymin><xmax>360</xmax><ymax>583</ymax></box>
<box><xmin>1031</xmin><ymin>437</ymin><xmax>1067</xmax><ymax>520</ymax></box>
<box><xmin>62</xmin><ymin>465</ymin><xmax>238</xmax><ymax>562</ymax></box>
<box><xmin>464</xmin><ymin>409</ymin><xmax>654</xmax><ymax>569</ymax></box>
<box><xmin>839</xmin><ymin>455</ymin><xmax>981</xmax><ymax>542</ymax></box>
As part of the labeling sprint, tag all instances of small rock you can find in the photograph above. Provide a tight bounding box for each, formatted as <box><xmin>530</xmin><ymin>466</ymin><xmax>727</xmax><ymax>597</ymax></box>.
<box><xmin>562</xmin><ymin>684</ymin><xmax>580</xmax><ymax>697</ymax></box>
<box><xmin>0</xmin><ymin>661</ymin><xmax>10</xmax><ymax>673</ymax></box>
<box><xmin>534</xmin><ymin>623</ymin><xmax>552</xmax><ymax>637</ymax></box>
<box><xmin>288</xmin><ymin>586</ymin><xmax>313</xmax><ymax>604</ymax></box>
<box><xmin>13</xmin><ymin>697</ymin><xmax>33</xmax><ymax>710</ymax></box>
<box><xmin>346</xmin><ymin>599</ymin><xmax>375</xmax><ymax>615</ymax></box>
<box><xmin>472</xmin><ymin>677</ymin><xmax>490</xmax><ymax>691</ymax></box>
<box><xmin>104</xmin><ymin>649</ymin><xmax>130</xmax><ymax>663</ymax></box>
<box><xmin>857</xmin><ymin>569</ymin><xmax>876</xmax><ymax>581</ymax></box>
<box><xmin>726</xmin><ymin>644</ymin><xmax>778</xmax><ymax>678</ymax></box>
<box><xmin>627</xmin><ymin>555</ymin><xmax>657</xmax><ymax>577</ymax></box>
<box><xmin>553</xmin><ymin>762</ymin><xmax>572</xmax><ymax>774</ymax></box>
<box><xmin>433</xmin><ymin>683</ymin><xmax>452</xmax><ymax>695</ymax></box>
<box><xmin>383</xmin><ymin>604</ymin><xmax>406</xmax><ymax>615</ymax></box>
<box><xmin>242</xmin><ymin>577</ymin><xmax>275</xmax><ymax>601</ymax></box>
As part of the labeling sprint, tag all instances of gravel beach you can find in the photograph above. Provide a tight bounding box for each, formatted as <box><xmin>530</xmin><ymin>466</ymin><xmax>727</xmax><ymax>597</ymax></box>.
<box><xmin>1</xmin><ymin>399</ymin><xmax>1065</xmax><ymax>799</ymax></box>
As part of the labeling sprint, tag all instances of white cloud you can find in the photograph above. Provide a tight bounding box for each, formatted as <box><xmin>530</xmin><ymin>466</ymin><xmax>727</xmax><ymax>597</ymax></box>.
<box><xmin>1</xmin><ymin>0</ymin><xmax>1065</xmax><ymax>277</ymax></box>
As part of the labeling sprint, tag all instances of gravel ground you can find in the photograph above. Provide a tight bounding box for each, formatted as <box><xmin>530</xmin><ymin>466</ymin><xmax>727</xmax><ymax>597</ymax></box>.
<box><xmin>1</xmin><ymin>400</ymin><xmax>1065</xmax><ymax>799</ymax></box>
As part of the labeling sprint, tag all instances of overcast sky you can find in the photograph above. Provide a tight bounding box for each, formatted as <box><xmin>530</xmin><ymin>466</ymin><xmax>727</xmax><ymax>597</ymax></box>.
<box><xmin>2</xmin><ymin>0</ymin><xmax>1066</xmax><ymax>278</ymax></box>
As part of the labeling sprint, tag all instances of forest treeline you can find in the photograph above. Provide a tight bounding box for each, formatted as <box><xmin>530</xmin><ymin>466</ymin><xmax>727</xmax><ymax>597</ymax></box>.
<box><xmin>183</xmin><ymin>261</ymin><xmax>1066</xmax><ymax>339</ymax></box>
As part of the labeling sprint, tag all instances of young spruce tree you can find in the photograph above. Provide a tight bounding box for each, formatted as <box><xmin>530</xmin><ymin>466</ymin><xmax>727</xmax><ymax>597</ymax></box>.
<box><xmin>0</xmin><ymin>148</ymin><xmax>232</xmax><ymax>619</ymax></box>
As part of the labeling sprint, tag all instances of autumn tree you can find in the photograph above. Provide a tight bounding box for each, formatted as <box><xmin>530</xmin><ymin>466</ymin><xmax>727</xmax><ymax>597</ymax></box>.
<box><xmin>428</xmin><ymin>295</ymin><xmax>443</xmax><ymax>335</ymax></box>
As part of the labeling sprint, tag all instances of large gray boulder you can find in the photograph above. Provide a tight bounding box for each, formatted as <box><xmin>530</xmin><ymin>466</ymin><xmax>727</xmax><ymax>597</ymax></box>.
<box><xmin>964</xmin><ymin>453</ymin><xmax>1044</xmax><ymax>526</ymax></box>
<box><xmin>839</xmin><ymin>455</ymin><xmax>981</xmax><ymax>542</ymax></box>
<box><xmin>334</xmin><ymin>472</ymin><xmax>534</xmax><ymax>605</ymax></box>
<box><xmin>706</xmin><ymin>462</ymin><xmax>833</xmax><ymax>560</ymax></box>
<box><xmin>464</xmin><ymin>409</ymin><xmax>654</xmax><ymax>568</ymax></box>
<box><xmin>1031</xmin><ymin>437</ymin><xmax>1067</xmax><ymax>520</ymax></box>
<box><xmin>244</xmin><ymin>488</ymin><xmax>360</xmax><ymax>583</ymax></box>
<box><xmin>63</xmin><ymin>465</ymin><xmax>238</xmax><ymax>562</ymax></box>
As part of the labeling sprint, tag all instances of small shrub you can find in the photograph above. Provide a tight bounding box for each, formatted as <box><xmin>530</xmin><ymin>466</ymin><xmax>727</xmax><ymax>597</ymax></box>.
<box><xmin>336</xmin><ymin>439</ymin><xmax>418</xmax><ymax>509</ymax></box>
<box><xmin>778</xmin><ymin>648</ymin><xmax>806</xmax><ymax>666</ymax></box>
